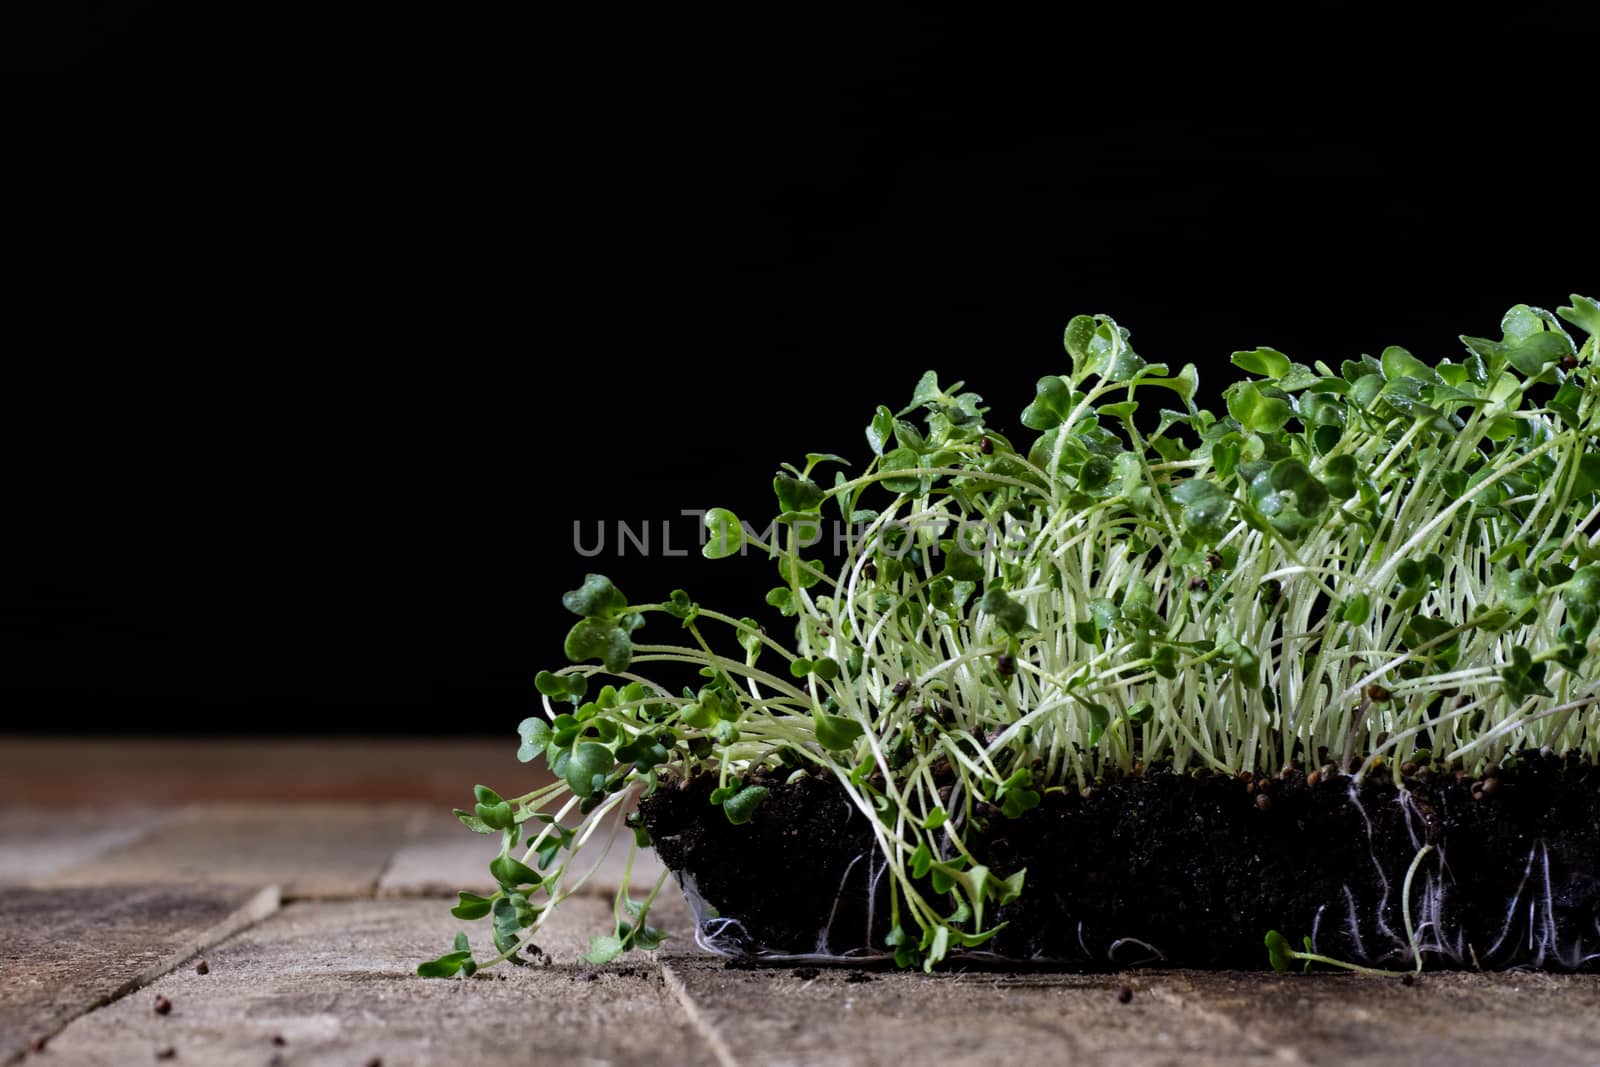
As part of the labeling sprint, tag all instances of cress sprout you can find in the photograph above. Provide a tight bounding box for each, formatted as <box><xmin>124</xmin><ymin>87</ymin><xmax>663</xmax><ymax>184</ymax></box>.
<box><xmin>422</xmin><ymin>295</ymin><xmax>1600</xmax><ymax>976</ymax></box>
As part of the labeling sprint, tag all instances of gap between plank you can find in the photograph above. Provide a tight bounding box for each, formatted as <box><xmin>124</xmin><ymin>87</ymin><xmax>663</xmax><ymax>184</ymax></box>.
<box><xmin>660</xmin><ymin>961</ymin><xmax>742</xmax><ymax>1067</ymax></box>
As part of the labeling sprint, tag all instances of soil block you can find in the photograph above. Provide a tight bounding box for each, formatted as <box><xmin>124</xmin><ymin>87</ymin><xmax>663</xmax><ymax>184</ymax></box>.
<box><xmin>639</xmin><ymin>753</ymin><xmax>1600</xmax><ymax>970</ymax></box>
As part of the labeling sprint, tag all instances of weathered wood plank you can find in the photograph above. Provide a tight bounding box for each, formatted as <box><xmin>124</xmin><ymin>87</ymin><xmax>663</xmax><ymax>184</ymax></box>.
<box><xmin>0</xmin><ymin>739</ymin><xmax>510</xmax><ymax>806</ymax></box>
<box><xmin>0</xmin><ymin>808</ymin><xmax>172</xmax><ymax>884</ymax></box>
<box><xmin>40</xmin><ymin>804</ymin><xmax>431</xmax><ymax>899</ymax></box>
<box><xmin>38</xmin><ymin>896</ymin><xmax>709</xmax><ymax>1067</ymax></box>
<box><xmin>0</xmin><ymin>884</ymin><xmax>278</xmax><ymax>1063</ymax></box>
<box><xmin>658</xmin><ymin>960</ymin><xmax>1600</xmax><ymax>1067</ymax></box>
<box><xmin>657</xmin><ymin>960</ymin><xmax>1284</xmax><ymax>1067</ymax></box>
<box><xmin>1162</xmin><ymin>969</ymin><xmax>1600</xmax><ymax>1066</ymax></box>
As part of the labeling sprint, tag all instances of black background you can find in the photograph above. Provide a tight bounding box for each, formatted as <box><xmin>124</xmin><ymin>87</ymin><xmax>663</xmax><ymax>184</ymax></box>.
<box><xmin>5</xmin><ymin>7</ymin><xmax>1593</xmax><ymax>733</ymax></box>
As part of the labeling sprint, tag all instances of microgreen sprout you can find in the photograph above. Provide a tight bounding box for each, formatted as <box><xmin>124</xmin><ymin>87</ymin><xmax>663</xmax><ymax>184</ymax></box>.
<box><xmin>421</xmin><ymin>295</ymin><xmax>1600</xmax><ymax>977</ymax></box>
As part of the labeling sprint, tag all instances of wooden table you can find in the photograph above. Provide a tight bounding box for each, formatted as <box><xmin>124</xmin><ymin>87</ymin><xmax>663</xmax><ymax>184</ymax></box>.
<box><xmin>4</xmin><ymin>739</ymin><xmax>1599</xmax><ymax>1066</ymax></box>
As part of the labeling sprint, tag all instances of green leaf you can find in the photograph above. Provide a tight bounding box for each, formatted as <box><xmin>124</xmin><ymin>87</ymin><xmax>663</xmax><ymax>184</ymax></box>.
<box><xmin>665</xmin><ymin>588</ymin><xmax>697</xmax><ymax>621</ymax></box>
<box><xmin>1226</xmin><ymin>381</ymin><xmax>1292</xmax><ymax>434</ymax></box>
<box><xmin>1268</xmin><ymin>457</ymin><xmax>1329</xmax><ymax>518</ymax></box>
<box><xmin>979</xmin><ymin>586</ymin><xmax>1029</xmax><ymax>635</ymax></box>
<box><xmin>1564</xmin><ymin>565</ymin><xmax>1600</xmax><ymax>641</ymax></box>
<box><xmin>474</xmin><ymin>799</ymin><xmax>514</xmax><ymax>830</ymax></box>
<box><xmin>453</xmin><ymin>809</ymin><xmax>494</xmax><ymax>834</ymax></box>
<box><xmin>492</xmin><ymin>895</ymin><xmax>527</xmax><ymax>942</ymax></box>
<box><xmin>564</xmin><ymin>743</ymin><xmax>616</xmax><ymax>799</ymax></box>
<box><xmin>489</xmin><ymin>854</ymin><xmax>541</xmax><ymax>889</ymax></box>
<box><xmin>1557</xmin><ymin>294</ymin><xmax>1600</xmax><ymax>339</ymax></box>
<box><xmin>1063</xmin><ymin>315</ymin><xmax>1097</xmax><ymax>376</ymax></box>
<box><xmin>880</xmin><ymin>447</ymin><xmax>924</xmax><ymax>493</ymax></box>
<box><xmin>564</xmin><ymin>618</ymin><xmax>632</xmax><ymax>673</ymax></box>
<box><xmin>1462</xmin><ymin>304</ymin><xmax>1575</xmax><ymax>375</ymax></box>
<box><xmin>1381</xmin><ymin>345</ymin><xmax>1433</xmax><ymax>381</ymax></box>
<box><xmin>1495</xmin><ymin>566</ymin><xmax>1538</xmax><ymax>611</ymax></box>
<box><xmin>1264</xmin><ymin>929</ymin><xmax>1293</xmax><ymax>974</ymax></box>
<box><xmin>562</xmin><ymin>574</ymin><xmax>627</xmax><ymax>619</ymax></box>
<box><xmin>908</xmin><ymin>370</ymin><xmax>943</xmax><ymax>408</ymax></box>
<box><xmin>866</xmin><ymin>405</ymin><xmax>895</xmax><ymax>456</ymax></box>
<box><xmin>517</xmin><ymin>717</ymin><xmax>553</xmax><ymax>763</ymax></box>
<box><xmin>702</xmin><ymin>508</ymin><xmax>744</xmax><ymax>559</ymax></box>
<box><xmin>1340</xmin><ymin>593</ymin><xmax>1370</xmax><ymax>625</ymax></box>
<box><xmin>1091</xmin><ymin>320</ymin><xmax>1147</xmax><ymax>382</ymax></box>
<box><xmin>814</xmin><ymin>713</ymin><xmax>864</xmax><ymax>751</ymax></box>
<box><xmin>1231</xmin><ymin>347</ymin><xmax>1291</xmax><ymax>379</ymax></box>
<box><xmin>583</xmin><ymin>935</ymin><xmax>627</xmax><ymax>965</ymax></box>
<box><xmin>774</xmin><ymin>474</ymin><xmax>825</xmax><ymax>514</ymax></box>
<box><xmin>417</xmin><ymin>947</ymin><xmax>475</xmax><ymax>979</ymax></box>
<box><xmin>1171</xmin><ymin>479</ymin><xmax>1233</xmax><ymax>541</ymax></box>
<box><xmin>723</xmin><ymin>785</ymin><xmax>770</xmax><ymax>825</ymax></box>
<box><xmin>1322</xmin><ymin>454</ymin><xmax>1357</xmax><ymax>499</ymax></box>
<box><xmin>1085</xmin><ymin>702</ymin><xmax>1111</xmax><ymax>746</ymax></box>
<box><xmin>535</xmin><ymin>670</ymin><xmax>586</xmax><ymax>702</ymax></box>
<box><xmin>1401</xmin><ymin>615</ymin><xmax>1459</xmax><ymax>669</ymax></box>
<box><xmin>451</xmin><ymin>891</ymin><xmax>493</xmax><ymax>920</ymax></box>
<box><xmin>1132</xmin><ymin>363</ymin><xmax>1200</xmax><ymax>406</ymax></box>
<box><xmin>1021</xmin><ymin>376</ymin><xmax>1073</xmax><ymax>430</ymax></box>
<box><xmin>1100</xmin><ymin>400</ymin><xmax>1138</xmax><ymax>420</ymax></box>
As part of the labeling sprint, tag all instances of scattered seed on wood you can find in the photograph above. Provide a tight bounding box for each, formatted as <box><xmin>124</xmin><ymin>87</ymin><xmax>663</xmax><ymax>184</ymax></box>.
<box><xmin>366</xmin><ymin>1058</ymin><xmax>384</xmax><ymax>1067</ymax></box>
<box><xmin>1117</xmin><ymin>985</ymin><xmax>1134</xmax><ymax>1003</ymax></box>
<box><xmin>845</xmin><ymin>971</ymin><xmax>875</xmax><ymax>983</ymax></box>
<box><xmin>153</xmin><ymin>995</ymin><xmax>172</xmax><ymax>1015</ymax></box>
<box><xmin>155</xmin><ymin>1047</ymin><xmax>176</xmax><ymax>1060</ymax></box>
<box><xmin>271</xmin><ymin>1034</ymin><xmax>287</xmax><ymax>1046</ymax></box>
<box><xmin>1401</xmin><ymin>973</ymin><xmax>1416</xmax><ymax>986</ymax></box>
<box><xmin>29</xmin><ymin>1037</ymin><xmax>47</xmax><ymax>1053</ymax></box>
<box><xmin>194</xmin><ymin>959</ymin><xmax>209</xmax><ymax>975</ymax></box>
<box><xmin>793</xmin><ymin>966</ymin><xmax>821</xmax><ymax>980</ymax></box>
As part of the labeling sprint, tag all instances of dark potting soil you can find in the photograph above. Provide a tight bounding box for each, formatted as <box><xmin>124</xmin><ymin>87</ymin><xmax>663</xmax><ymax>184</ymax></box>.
<box><xmin>639</xmin><ymin>753</ymin><xmax>1600</xmax><ymax>970</ymax></box>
